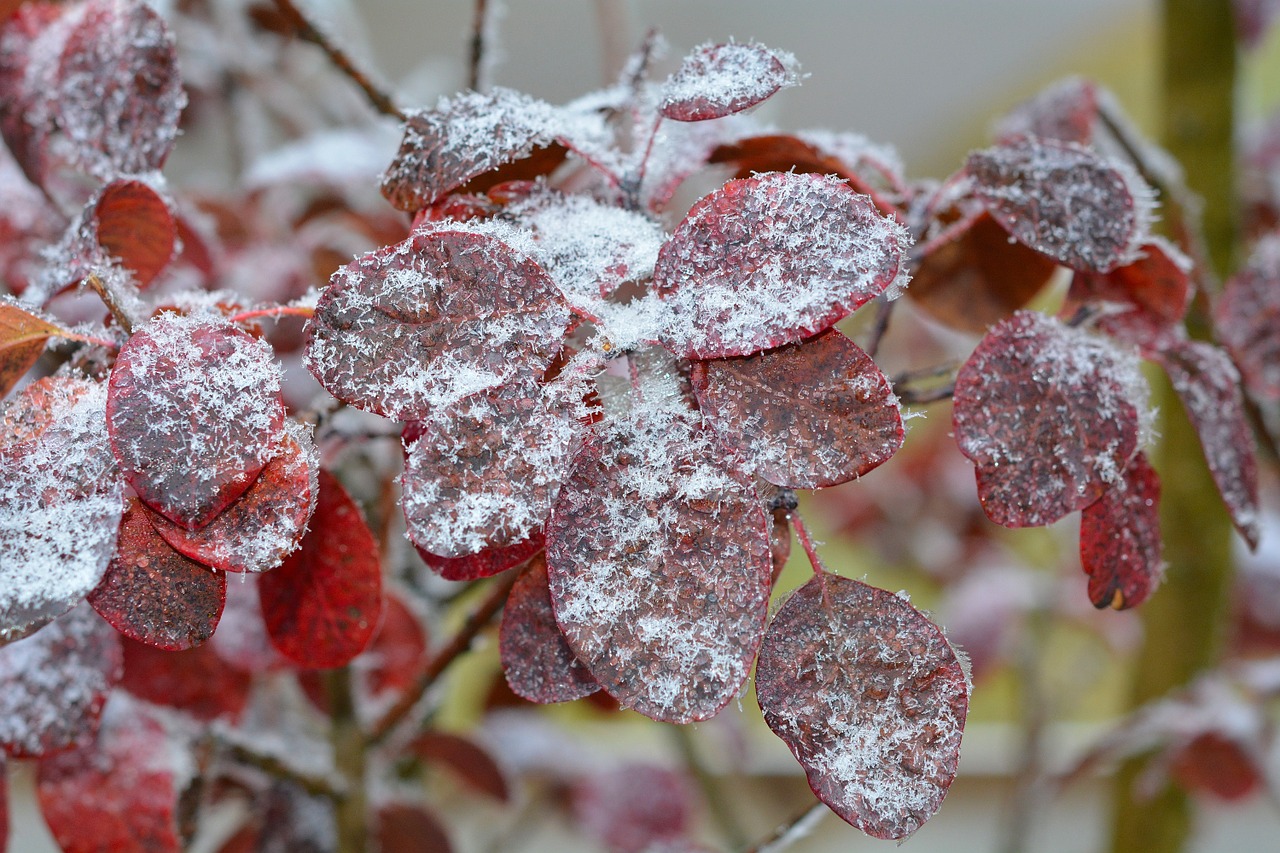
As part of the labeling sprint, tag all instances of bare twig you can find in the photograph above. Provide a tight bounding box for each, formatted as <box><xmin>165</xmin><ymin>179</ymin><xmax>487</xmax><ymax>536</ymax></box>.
<box><xmin>217</xmin><ymin>738</ymin><xmax>345</xmax><ymax>800</ymax></box>
<box><xmin>468</xmin><ymin>0</ymin><xmax>490</xmax><ymax>91</ymax></box>
<box><xmin>668</xmin><ymin>725</ymin><xmax>748</xmax><ymax>850</ymax></box>
<box><xmin>328</xmin><ymin>668</ymin><xmax>369</xmax><ymax>853</ymax></box>
<box><xmin>862</xmin><ymin>294</ymin><xmax>894</xmax><ymax>359</ymax></box>
<box><xmin>742</xmin><ymin>801</ymin><xmax>828</xmax><ymax>853</ymax></box>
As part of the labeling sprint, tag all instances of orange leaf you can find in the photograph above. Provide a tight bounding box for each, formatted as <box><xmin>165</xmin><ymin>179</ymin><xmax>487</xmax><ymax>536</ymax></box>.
<box><xmin>0</xmin><ymin>302</ymin><xmax>63</xmax><ymax>397</ymax></box>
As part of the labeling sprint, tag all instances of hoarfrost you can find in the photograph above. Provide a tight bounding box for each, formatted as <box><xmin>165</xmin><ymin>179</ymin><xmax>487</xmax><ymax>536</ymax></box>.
<box><xmin>659</xmin><ymin>41</ymin><xmax>800</xmax><ymax>122</ymax></box>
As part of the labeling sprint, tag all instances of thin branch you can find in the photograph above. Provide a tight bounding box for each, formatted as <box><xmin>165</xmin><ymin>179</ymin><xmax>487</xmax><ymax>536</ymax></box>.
<box><xmin>227</xmin><ymin>304</ymin><xmax>316</xmax><ymax>325</ymax></box>
<box><xmin>897</xmin><ymin>381</ymin><xmax>955</xmax><ymax>406</ymax></box>
<box><xmin>788</xmin><ymin>510</ymin><xmax>826</xmax><ymax>576</ymax></box>
<box><xmin>217</xmin><ymin>738</ymin><xmax>345</xmax><ymax>800</ymax></box>
<box><xmin>328</xmin><ymin>668</ymin><xmax>369</xmax><ymax>853</ymax></box>
<box><xmin>84</xmin><ymin>273</ymin><xmax>140</xmax><ymax>335</ymax></box>
<box><xmin>741</xmin><ymin>801</ymin><xmax>828</xmax><ymax>853</ymax></box>
<box><xmin>468</xmin><ymin>0</ymin><xmax>490</xmax><ymax>91</ymax></box>
<box><xmin>861</xmin><ymin>294</ymin><xmax>894</xmax><ymax>359</ymax></box>
<box><xmin>668</xmin><ymin>725</ymin><xmax>748</xmax><ymax>850</ymax></box>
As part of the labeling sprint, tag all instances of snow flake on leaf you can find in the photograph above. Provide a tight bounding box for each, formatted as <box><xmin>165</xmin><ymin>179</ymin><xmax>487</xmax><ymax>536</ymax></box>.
<box><xmin>500</xmin><ymin>554</ymin><xmax>599</xmax><ymax>704</ymax></box>
<box><xmin>1215</xmin><ymin>233</ymin><xmax>1280</xmax><ymax>401</ymax></box>
<box><xmin>1079</xmin><ymin>451</ymin><xmax>1163</xmax><ymax>610</ymax></box>
<box><xmin>660</xmin><ymin>41</ymin><xmax>799</xmax><ymax>122</ymax></box>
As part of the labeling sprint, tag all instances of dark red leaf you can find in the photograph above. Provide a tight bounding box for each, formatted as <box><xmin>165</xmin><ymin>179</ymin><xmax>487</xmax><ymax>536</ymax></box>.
<box><xmin>1170</xmin><ymin>731</ymin><xmax>1263</xmax><ymax>801</ymax></box>
<box><xmin>546</xmin><ymin>402</ymin><xmax>772</xmax><ymax>723</ymax></box>
<box><xmin>107</xmin><ymin>311</ymin><xmax>286</xmax><ymax>529</ymax></box>
<box><xmin>1234</xmin><ymin>0</ymin><xmax>1280</xmax><ymax>49</ymax></box>
<box><xmin>0</xmin><ymin>3</ymin><xmax>72</xmax><ymax>188</ymax></box>
<box><xmin>1079</xmin><ymin>451</ymin><xmax>1162</xmax><ymax>610</ymax></box>
<box><xmin>965</xmin><ymin>137</ymin><xmax>1154</xmax><ymax>273</ymax></box>
<box><xmin>500</xmin><ymin>554</ymin><xmax>599</xmax><ymax>704</ymax></box>
<box><xmin>1156</xmin><ymin>340</ymin><xmax>1261</xmax><ymax>549</ymax></box>
<box><xmin>952</xmin><ymin>311</ymin><xmax>1142</xmax><ymax>527</ymax></box>
<box><xmin>690</xmin><ymin>329</ymin><xmax>903</xmax><ymax>488</ymax></box>
<box><xmin>709</xmin><ymin>132</ymin><xmax>904</xmax><ymax>192</ymax></box>
<box><xmin>37</xmin><ymin>705</ymin><xmax>181</xmax><ymax>853</ymax></box>
<box><xmin>259</xmin><ymin>470</ymin><xmax>382</xmax><ymax>669</ymax></box>
<box><xmin>659</xmin><ymin>41</ymin><xmax>797</xmax><ymax>122</ymax></box>
<box><xmin>654</xmin><ymin>172</ymin><xmax>909</xmax><ymax>360</ymax></box>
<box><xmin>0</xmin><ymin>300</ymin><xmax>64</xmax><ymax>398</ymax></box>
<box><xmin>0</xmin><ymin>603</ymin><xmax>122</xmax><ymax>758</ymax></box>
<box><xmin>409</xmin><ymin>732</ymin><xmax>510</xmax><ymax>802</ymax></box>
<box><xmin>995</xmin><ymin>77</ymin><xmax>1099</xmax><ymax>146</ymax></box>
<box><xmin>120</xmin><ymin>636</ymin><xmax>251</xmax><ymax>722</ymax></box>
<box><xmin>376</xmin><ymin>803</ymin><xmax>452</xmax><ymax>853</ymax></box>
<box><xmin>88</xmin><ymin>499</ymin><xmax>226</xmax><ymax>650</ymax></box>
<box><xmin>306</xmin><ymin>228</ymin><xmax>570</xmax><ymax>421</ymax></box>
<box><xmin>146</xmin><ymin>420</ymin><xmax>317</xmax><ymax>573</ymax></box>
<box><xmin>89</xmin><ymin>179</ymin><xmax>177</xmax><ymax>287</ymax></box>
<box><xmin>416</xmin><ymin>531</ymin><xmax>544</xmax><ymax>582</ymax></box>
<box><xmin>1064</xmin><ymin>238</ymin><xmax>1192</xmax><ymax>352</ymax></box>
<box><xmin>1214</xmin><ymin>234</ymin><xmax>1280</xmax><ymax>400</ymax></box>
<box><xmin>755</xmin><ymin>572</ymin><xmax>970</xmax><ymax>840</ymax></box>
<box><xmin>571</xmin><ymin>764</ymin><xmax>693</xmax><ymax>853</ymax></box>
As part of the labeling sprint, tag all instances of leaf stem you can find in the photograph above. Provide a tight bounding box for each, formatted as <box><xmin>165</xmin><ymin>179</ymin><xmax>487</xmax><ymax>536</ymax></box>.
<box><xmin>217</xmin><ymin>738</ymin><xmax>345</xmax><ymax>800</ymax></box>
<box><xmin>909</xmin><ymin>208</ymin><xmax>984</xmax><ymax>264</ymax></box>
<box><xmin>468</xmin><ymin>0</ymin><xmax>490</xmax><ymax>92</ymax></box>
<box><xmin>788</xmin><ymin>510</ymin><xmax>826</xmax><ymax>576</ymax></box>
<box><xmin>84</xmin><ymin>273</ymin><xmax>141</xmax><ymax>335</ymax></box>
<box><xmin>227</xmin><ymin>304</ymin><xmax>316</xmax><ymax>325</ymax></box>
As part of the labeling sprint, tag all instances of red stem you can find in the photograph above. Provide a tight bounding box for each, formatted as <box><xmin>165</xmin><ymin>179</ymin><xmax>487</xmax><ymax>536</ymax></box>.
<box><xmin>228</xmin><ymin>305</ymin><xmax>316</xmax><ymax>324</ymax></box>
<box><xmin>789</xmin><ymin>510</ymin><xmax>826</xmax><ymax>576</ymax></box>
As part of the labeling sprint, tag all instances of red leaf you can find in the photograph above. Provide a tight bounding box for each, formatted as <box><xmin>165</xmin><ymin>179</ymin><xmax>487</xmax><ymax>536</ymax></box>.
<box><xmin>1064</xmin><ymin>237</ymin><xmax>1192</xmax><ymax>352</ymax></box>
<box><xmin>376</xmin><ymin>803</ymin><xmax>452</xmax><ymax>853</ymax></box>
<box><xmin>1079</xmin><ymin>451</ymin><xmax>1163</xmax><ymax>610</ymax></box>
<box><xmin>500</xmin><ymin>554</ymin><xmax>599</xmax><ymax>704</ymax></box>
<box><xmin>306</xmin><ymin>229</ymin><xmax>570</xmax><ymax>421</ymax></box>
<box><xmin>0</xmin><ymin>603</ymin><xmax>122</xmax><ymax>758</ymax></box>
<box><xmin>416</xmin><ymin>531</ymin><xmax>544</xmax><ymax>582</ymax></box>
<box><xmin>408</xmin><ymin>732</ymin><xmax>510</xmax><ymax>802</ymax></box>
<box><xmin>690</xmin><ymin>329</ymin><xmax>903</xmax><ymax>488</ymax></box>
<box><xmin>953</xmin><ymin>311</ymin><xmax>1142</xmax><ymax>527</ymax></box>
<box><xmin>120</xmin><ymin>636</ymin><xmax>251</xmax><ymax>722</ymax></box>
<box><xmin>1234</xmin><ymin>0</ymin><xmax>1280</xmax><ymax>49</ymax></box>
<box><xmin>654</xmin><ymin>172</ymin><xmax>909</xmax><ymax>360</ymax></box>
<box><xmin>1170</xmin><ymin>731</ymin><xmax>1263</xmax><ymax>801</ymax></box>
<box><xmin>571</xmin><ymin>764</ymin><xmax>693</xmax><ymax>853</ymax></box>
<box><xmin>145</xmin><ymin>420</ymin><xmax>317</xmax><ymax>573</ymax></box>
<box><xmin>0</xmin><ymin>299</ymin><xmax>64</xmax><ymax>398</ymax></box>
<box><xmin>107</xmin><ymin>312</ymin><xmax>286</xmax><ymax>529</ymax></box>
<box><xmin>37</xmin><ymin>706</ymin><xmax>181</xmax><ymax>853</ymax></box>
<box><xmin>88</xmin><ymin>499</ymin><xmax>226</xmax><ymax>650</ymax></box>
<box><xmin>259</xmin><ymin>470</ymin><xmax>382</xmax><ymax>669</ymax></box>
<box><xmin>0</xmin><ymin>754</ymin><xmax>6</xmax><ymax>846</ymax></box>
<box><xmin>0</xmin><ymin>3</ymin><xmax>73</xmax><ymax>188</ymax></box>
<box><xmin>755</xmin><ymin>572</ymin><xmax>970</xmax><ymax>840</ymax></box>
<box><xmin>1214</xmin><ymin>234</ymin><xmax>1280</xmax><ymax>400</ymax></box>
<box><xmin>1156</xmin><ymin>340</ymin><xmax>1261</xmax><ymax>549</ymax></box>
<box><xmin>709</xmin><ymin>132</ymin><xmax>905</xmax><ymax>191</ymax></box>
<box><xmin>89</xmin><ymin>179</ymin><xmax>177</xmax><ymax>287</ymax></box>
<box><xmin>965</xmin><ymin>137</ymin><xmax>1154</xmax><ymax>273</ymax></box>
<box><xmin>546</xmin><ymin>403</ymin><xmax>772</xmax><ymax>723</ymax></box>
<box><xmin>659</xmin><ymin>41</ymin><xmax>797</xmax><ymax>122</ymax></box>
<box><xmin>995</xmin><ymin>77</ymin><xmax>1099</xmax><ymax>146</ymax></box>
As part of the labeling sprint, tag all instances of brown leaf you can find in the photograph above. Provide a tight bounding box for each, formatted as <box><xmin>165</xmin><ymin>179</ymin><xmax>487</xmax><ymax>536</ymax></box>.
<box><xmin>0</xmin><ymin>301</ymin><xmax>63</xmax><ymax>397</ymax></box>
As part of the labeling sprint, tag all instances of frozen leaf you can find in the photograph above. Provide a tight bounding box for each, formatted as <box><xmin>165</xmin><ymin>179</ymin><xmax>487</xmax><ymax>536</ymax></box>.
<box><xmin>107</xmin><ymin>311</ymin><xmax>286</xmax><ymax>529</ymax></box>
<box><xmin>120</xmin><ymin>636</ymin><xmax>251</xmax><ymax>722</ymax></box>
<box><xmin>965</xmin><ymin>137</ymin><xmax>1154</xmax><ymax>273</ymax></box>
<box><xmin>377</xmin><ymin>803</ymin><xmax>452</xmax><ymax>853</ymax></box>
<box><xmin>416</xmin><ymin>531</ymin><xmax>544</xmax><ymax>582</ymax></box>
<box><xmin>654</xmin><ymin>172</ymin><xmax>910</xmax><ymax>359</ymax></box>
<box><xmin>0</xmin><ymin>603</ymin><xmax>122</xmax><ymax>758</ymax></box>
<box><xmin>755</xmin><ymin>572</ymin><xmax>970</xmax><ymax>840</ymax></box>
<box><xmin>953</xmin><ymin>311</ymin><xmax>1143</xmax><ymax>527</ymax></box>
<box><xmin>690</xmin><ymin>329</ymin><xmax>903</xmax><ymax>488</ymax></box>
<box><xmin>546</xmin><ymin>403</ymin><xmax>772</xmax><ymax>723</ymax></box>
<box><xmin>710</xmin><ymin>131</ymin><xmax>905</xmax><ymax>193</ymax></box>
<box><xmin>259</xmin><ymin>470</ymin><xmax>382</xmax><ymax>669</ymax></box>
<box><xmin>500</xmin><ymin>554</ymin><xmax>599</xmax><ymax>704</ymax></box>
<box><xmin>1066</xmin><ymin>238</ymin><xmax>1192</xmax><ymax>352</ymax></box>
<box><xmin>37</xmin><ymin>705</ymin><xmax>181</xmax><ymax>853</ymax></box>
<box><xmin>571</xmin><ymin>764</ymin><xmax>693</xmax><ymax>853</ymax></box>
<box><xmin>1079</xmin><ymin>451</ymin><xmax>1163</xmax><ymax>610</ymax></box>
<box><xmin>1157</xmin><ymin>340</ymin><xmax>1260</xmax><ymax>549</ymax></box>
<box><xmin>1</xmin><ymin>377</ymin><xmax>123</xmax><ymax>638</ymax></box>
<box><xmin>409</xmin><ymin>732</ymin><xmax>510</xmax><ymax>802</ymax></box>
<box><xmin>995</xmin><ymin>77</ymin><xmax>1099</xmax><ymax>146</ymax></box>
<box><xmin>86</xmin><ymin>178</ymin><xmax>177</xmax><ymax>287</ymax></box>
<box><xmin>88</xmin><ymin>499</ymin><xmax>226</xmax><ymax>650</ymax></box>
<box><xmin>0</xmin><ymin>3</ymin><xmax>74</xmax><ymax>188</ymax></box>
<box><xmin>659</xmin><ymin>41</ymin><xmax>798</xmax><ymax>122</ymax></box>
<box><xmin>146</xmin><ymin>419</ymin><xmax>318</xmax><ymax>573</ymax></box>
<box><xmin>306</xmin><ymin>229</ymin><xmax>570</xmax><ymax>421</ymax></box>
<box><xmin>0</xmin><ymin>299</ymin><xmax>64</xmax><ymax>397</ymax></box>
<box><xmin>1215</xmin><ymin>234</ymin><xmax>1280</xmax><ymax>400</ymax></box>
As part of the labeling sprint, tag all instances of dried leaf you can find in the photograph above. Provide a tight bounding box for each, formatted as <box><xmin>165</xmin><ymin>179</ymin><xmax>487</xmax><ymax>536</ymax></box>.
<box><xmin>0</xmin><ymin>299</ymin><xmax>63</xmax><ymax>397</ymax></box>
<box><xmin>500</xmin><ymin>554</ymin><xmax>599</xmax><ymax>704</ymax></box>
<box><xmin>1079</xmin><ymin>451</ymin><xmax>1163</xmax><ymax>609</ymax></box>
<box><xmin>119</xmin><ymin>636</ymin><xmax>251</xmax><ymax>722</ymax></box>
<box><xmin>1214</xmin><ymin>233</ymin><xmax>1280</xmax><ymax>400</ymax></box>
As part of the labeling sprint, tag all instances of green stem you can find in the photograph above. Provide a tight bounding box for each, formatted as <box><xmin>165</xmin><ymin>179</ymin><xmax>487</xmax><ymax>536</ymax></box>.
<box><xmin>327</xmin><ymin>668</ymin><xmax>369</xmax><ymax>853</ymax></box>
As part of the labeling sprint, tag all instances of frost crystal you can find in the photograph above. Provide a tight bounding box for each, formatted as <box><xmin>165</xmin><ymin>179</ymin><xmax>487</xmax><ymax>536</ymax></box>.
<box><xmin>660</xmin><ymin>41</ymin><xmax>800</xmax><ymax>122</ymax></box>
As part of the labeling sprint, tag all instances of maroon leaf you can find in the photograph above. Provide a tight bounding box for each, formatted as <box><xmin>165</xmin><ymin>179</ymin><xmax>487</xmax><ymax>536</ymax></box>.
<box><xmin>306</xmin><ymin>229</ymin><xmax>570</xmax><ymax>421</ymax></box>
<box><xmin>546</xmin><ymin>402</ymin><xmax>772</xmax><ymax>723</ymax></box>
<box><xmin>755</xmin><ymin>572</ymin><xmax>970</xmax><ymax>840</ymax></box>
<box><xmin>571</xmin><ymin>764</ymin><xmax>693</xmax><ymax>853</ymax></box>
<box><xmin>377</xmin><ymin>803</ymin><xmax>452</xmax><ymax>853</ymax></box>
<box><xmin>1215</xmin><ymin>234</ymin><xmax>1280</xmax><ymax>400</ymax></box>
<box><xmin>1156</xmin><ymin>340</ymin><xmax>1261</xmax><ymax>549</ymax></box>
<box><xmin>1079</xmin><ymin>451</ymin><xmax>1163</xmax><ymax>610</ymax></box>
<box><xmin>659</xmin><ymin>41</ymin><xmax>798</xmax><ymax>122</ymax></box>
<box><xmin>416</xmin><ymin>531</ymin><xmax>544</xmax><ymax>582</ymax></box>
<box><xmin>259</xmin><ymin>470</ymin><xmax>382</xmax><ymax>669</ymax></box>
<box><xmin>87</xmin><ymin>179</ymin><xmax>177</xmax><ymax>287</ymax></box>
<box><xmin>690</xmin><ymin>329</ymin><xmax>903</xmax><ymax>488</ymax></box>
<box><xmin>995</xmin><ymin>77</ymin><xmax>1099</xmax><ymax>146</ymax></box>
<box><xmin>0</xmin><ymin>603</ymin><xmax>122</xmax><ymax>758</ymax></box>
<box><xmin>120</xmin><ymin>636</ymin><xmax>252</xmax><ymax>722</ymax></box>
<box><xmin>0</xmin><ymin>3</ymin><xmax>73</xmax><ymax>189</ymax></box>
<box><xmin>145</xmin><ymin>420</ymin><xmax>317</xmax><ymax>573</ymax></box>
<box><xmin>37</xmin><ymin>704</ymin><xmax>181</xmax><ymax>853</ymax></box>
<box><xmin>408</xmin><ymin>732</ymin><xmax>510</xmax><ymax>802</ymax></box>
<box><xmin>1065</xmin><ymin>238</ymin><xmax>1192</xmax><ymax>352</ymax></box>
<box><xmin>107</xmin><ymin>311</ymin><xmax>286</xmax><ymax>529</ymax></box>
<box><xmin>709</xmin><ymin>131</ymin><xmax>906</xmax><ymax>192</ymax></box>
<box><xmin>88</xmin><ymin>499</ymin><xmax>226</xmax><ymax>650</ymax></box>
<box><xmin>500</xmin><ymin>554</ymin><xmax>599</xmax><ymax>704</ymax></box>
<box><xmin>0</xmin><ymin>299</ymin><xmax>64</xmax><ymax>398</ymax></box>
<box><xmin>1170</xmin><ymin>731</ymin><xmax>1264</xmax><ymax>800</ymax></box>
<box><xmin>952</xmin><ymin>311</ymin><xmax>1142</xmax><ymax>527</ymax></box>
<box><xmin>654</xmin><ymin>172</ymin><xmax>909</xmax><ymax>360</ymax></box>
<box><xmin>965</xmin><ymin>137</ymin><xmax>1154</xmax><ymax>273</ymax></box>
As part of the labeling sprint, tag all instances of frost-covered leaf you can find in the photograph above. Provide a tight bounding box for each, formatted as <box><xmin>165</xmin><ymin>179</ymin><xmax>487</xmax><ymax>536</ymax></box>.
<box><xmin>416</xmin><ymin>531</ymin><xmax>544</xmax><ymax>582</ymax></box>
<box><xmin>710</xmin><ymin>131</ymin><xmax>906</xmax><ymax>194</ymax></box>
<box><xmin>1080</xmin><ymin>451</ymin><xmax>1163</xmax><ymax>609</ymax></box>
<box><xmin>952</xmin><ymin>311</ymin><xmax>1143</xmax><ymax>527</ymax></box>
<box><xmin>571</xmin><ymin>764</ymin><xmax>694</xmax><ymax>853</ymax></box>
<box><xmin>1066</xmin><ymin>238</ymin><xmax>1192</xmax><ymax>352</ymax></box>
<box><xmin>0</xmin><ymin>602</ymin><xmax>122</xmax><ymax>758</ymax></box>
<box><xmin>107</xmin><ymin>311</ymin><xmax>286</xmax><ymax>529</ymax></box>
<box><xmin>1215</xmin><ymin>234</ymin><xmax>1280</xmax><ymax>401</ymax></box>
<box><xmin>0</xmin><ymin>299</ymin><xmax>64</xmax><ymax>397</ymax></box>
<box><xmin>654</xmin><ymin>172</ymin><xmax>910</xmax><ymax>360</ymax></box>
<box><xmin>965</xmin><ymin>137</ymin><xmax>1154</xmax><ymax>273</ymax></box>
<box><xmin>995</xmin><ymin>77</ymin><xmax>1099</xmax><ymax>146</ymax></box>
<box><xmin>0</xmin><ymin>3</ymin><xmax>64</xmax><ymax>188</ymax></box>
<box><xmin>546</xmin><ymin>401</ymin><xmax>772</xmax><ymax>723</ymax></box>
<box><xmin>500</xmin><ymin>554</ymin><xmax>599</xmax><ymax>704</ymax></box>
<box><xmin>1</xmin><ymin>377</ymin><xmax>123</xmax><ymax>638</ymax></box>
<box><xmin>1157</xmin><ymin>340</ymin><xmax>1260</xmax><ymax>549</ymax></box>
<box><xmin>755</xmin><ymin>572</ymin><xmax>970</xmax><ymax>840</ymax></box>
<box><xmin>120</xmin><ymin>636</ymin><xmax>251</xmax><ymax>722</ymax></box>
<box><xmin>409</xmin><ymin>732</ymin><xmax>510</xmax><ymax>802</ymax></box>
<box><xmin>377</xmin><ymin>803</ymin><xmax>452</xmax><ymax>853</ymax></box>
<box><xmin>88</xmin><ymin>499</ymin><xmax>226</xmax><ymax>650</ymax></box>
<box><xmin>146</xmin><ymin>419</ymin><xmax>318</xmax><ymax>573</ymax></box>
<box><xmin>660</xmin><ymin>41</ymin><xmax>798</xmax><ymax>122</ymax></box>
<box><xmin>690</xmin><ymin>329</ymin><xmax>902</xmax><ymax>488</ymax></box>
<box><xmin>306</xmin><ymin>229</ymin><xmax>570</xmax><ymax>421</ymax></box>
<box><xmin>259</xmin><ymin>470</ymin><xmax>382</xmax><ymax>669</ymax></box>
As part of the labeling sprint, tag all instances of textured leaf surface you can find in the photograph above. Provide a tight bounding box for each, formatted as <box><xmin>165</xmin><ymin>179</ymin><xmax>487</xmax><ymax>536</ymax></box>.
<box><xmin>307</xmin><ymin>229</ymin><xmax>570</xmax><ymax>421</ymax></box>
<box><xmin>1079</xmin><ymin>451</ymin><xmax>1162</xmax><ymax>609</ymax></box>
<box><xmin>0</xmin><ymin>300</ymin><xmax>61</xmax><ymax>396</ymax></box>
<box><xmin>546</xmin><ymin>401</ymin><xmax>772</xmax><ymax>723</ymax></box>
<box><xmin>1065</xmin><ymin>238</ymin><xmax>1192</xmax><ymax>352</ymax></box>
<box><xmin>654</xmin><ymin>172</ymin><xmax>909</xmax><ymax>359</ymax></box>
<box><xmin>1215</xmin><ymin>234</ymin><xmax>1280</xmax><ymax>400</ymax></box>
<box><xmin>500</xmin><ymin>554</ymin><xmax>599</xmax><ymax>704</ymax></box>
<box><xmin>86</xmin><ymin>178</ymin><xmax>177</xmax><ymax>287</ymax></box>
<box><xmin>0</xmin><ymin>603</ymin><xmax>121</xmax><ymax>758</ymax></box>
<box><xmin>416</xmin><ymin>531</ymin><xmax>544</xmax><ymax>582</ymax></box>
<box><xmin>690</xmin><ymin>329</ymin><xmax>902</xmax><ymax>488</ymax></box>
<box><xmin>659</xmin><ymin>41</ymin><xmax>798</xmax><ymax>122</ymax></box>
<box><xmin>995</xmin><ymin>77</ymin><xmax>1099</xmax><ymax>145</ymax></box>
<box><xmin>966</xmin><ymin>137</ymin><xmax>1153</xmax><ymax>273</ymax></box>
<box><xmin>88</xmin><ymin>499</ymin><xmax>226</xmax><ymax>650</ymax></box>
<box><xmin>120</xmin><ymin>636</ymin><xmax>251</xmax><ymax>722</ymax></box>
<box><xmin>755</xmin><ymin>572</ymin><xmax>970</xmax><ymax>840</ymax></box>
<box><xmin>259</xmin><ymin>470</ymin><xmax>382</xmax><ymax>669</ymax></box>
<box><xmin>107</xmin><ymin>312</ymin><xmax>286</xmax><ymax>528</ymax></box>
<box><xmin>953</xmin><ymin>311</ymin><xmax>1142</xmax><ymax>527</ymax></box>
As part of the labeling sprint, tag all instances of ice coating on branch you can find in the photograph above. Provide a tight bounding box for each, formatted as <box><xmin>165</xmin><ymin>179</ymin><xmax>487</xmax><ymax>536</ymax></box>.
<box><xmin>660</xmin><ymin>41</ymin><xmax>800</xmax><ymax>122</ymax></box>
